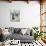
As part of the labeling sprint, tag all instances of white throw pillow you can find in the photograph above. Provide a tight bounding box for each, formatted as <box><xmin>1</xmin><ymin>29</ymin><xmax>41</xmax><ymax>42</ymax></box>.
<box><xmin>21</xmin><ymin>28</ymin><xmax>27</xmax><ymax>35</ymax></box>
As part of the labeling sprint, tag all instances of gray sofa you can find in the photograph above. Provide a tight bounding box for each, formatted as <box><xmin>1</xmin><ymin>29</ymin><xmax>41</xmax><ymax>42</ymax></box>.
<box><xmin>4</xmin><ymin>27</ymin><xmax>34</xmax><ymax>43</ymax></box>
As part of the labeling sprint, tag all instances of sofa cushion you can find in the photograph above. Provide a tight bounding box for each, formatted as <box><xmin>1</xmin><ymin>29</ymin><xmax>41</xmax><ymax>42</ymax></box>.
<box><xmin>9</xmin><ymin>33</ymin><xmax>34</xmax><ymax>43</ymax></box>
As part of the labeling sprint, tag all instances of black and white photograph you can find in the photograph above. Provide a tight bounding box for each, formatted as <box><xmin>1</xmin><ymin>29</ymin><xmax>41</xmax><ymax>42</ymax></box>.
<box><xmin>10</xmin><ymin>9</ymin><xmax>20</xmax><ymax>22</ymax></box>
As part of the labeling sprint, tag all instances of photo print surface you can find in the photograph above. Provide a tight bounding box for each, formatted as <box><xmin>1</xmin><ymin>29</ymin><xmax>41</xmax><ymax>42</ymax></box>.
<box><xmin>10</xmin><ymin>9</ymin><xmax>20</xmax><ymax>22</ymax></box>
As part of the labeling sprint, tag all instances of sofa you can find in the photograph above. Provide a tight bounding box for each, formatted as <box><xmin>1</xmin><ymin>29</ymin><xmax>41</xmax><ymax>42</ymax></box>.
<box><xmin>7</xmin><ymin>27</ymin><xmax>34</xmax><ymax>43</ymax></box>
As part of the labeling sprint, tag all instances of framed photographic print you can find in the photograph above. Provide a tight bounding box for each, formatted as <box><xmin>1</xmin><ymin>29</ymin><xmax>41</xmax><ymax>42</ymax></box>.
<box><xmin>10</xmin><ymin>9</ymin><xmax>20</xmax><ymax>22</ymax></box>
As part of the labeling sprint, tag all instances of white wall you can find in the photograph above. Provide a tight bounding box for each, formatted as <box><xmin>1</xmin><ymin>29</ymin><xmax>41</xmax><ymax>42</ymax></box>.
<box><xmin>0</xmin><ymin>1</ymin><xmax>40</xmax><ymax>28</ymax></box>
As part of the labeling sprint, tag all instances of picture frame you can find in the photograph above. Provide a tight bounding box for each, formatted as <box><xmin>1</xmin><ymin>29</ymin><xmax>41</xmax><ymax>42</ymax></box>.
<box><xmin>10</xmin><ymin>9</ymin><xmax>20</xmax><ymax>22</ymax></box>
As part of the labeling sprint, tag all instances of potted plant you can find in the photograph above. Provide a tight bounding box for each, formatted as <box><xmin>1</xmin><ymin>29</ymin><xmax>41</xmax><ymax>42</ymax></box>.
<box><xmin>32</xmin><ymin>27</ymin><xmax>42</xmax><ymax>40</ymax></box>
<box><xmin>32</xmin><ymin>27</ymin><xmax>38</xmax><ymax>40</ymax></box>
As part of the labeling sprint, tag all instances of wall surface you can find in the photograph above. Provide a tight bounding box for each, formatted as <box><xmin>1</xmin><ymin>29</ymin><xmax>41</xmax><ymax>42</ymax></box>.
<box><xmin>0</xmin><ymin>1</ymin><xmax>40</xmax><ymax>28</ymax></box>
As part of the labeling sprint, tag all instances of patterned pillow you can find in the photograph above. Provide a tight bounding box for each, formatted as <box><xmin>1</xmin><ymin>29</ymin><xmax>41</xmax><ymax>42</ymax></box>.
<box><xmin>8</xmin><ymin>27</ymin><xmax>14</xmax><ymax>34</ymax></box>
<box><xmin>14</xmin><ymin>28</ymin><xmax>21</xmax><ymax>33</ymax></box>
